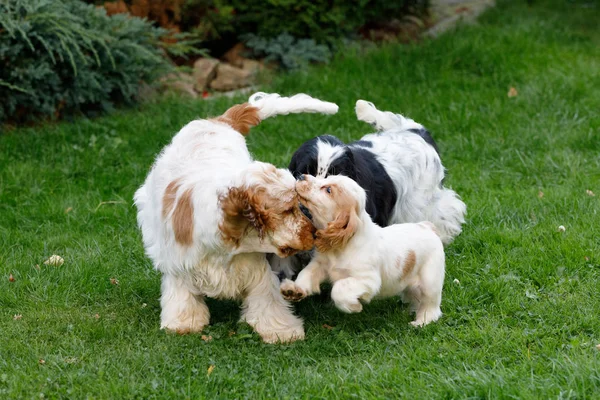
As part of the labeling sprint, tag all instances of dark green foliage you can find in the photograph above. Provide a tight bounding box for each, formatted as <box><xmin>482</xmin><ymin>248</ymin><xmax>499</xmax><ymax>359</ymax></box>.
<box><xmin>181</xmin><ymin>0</ymin><xmax>428</xmax><ymax>47</ymax></box>
<box><xmin>242</xmin><ymin>33</ymin><xmax>331</xmax><ymax>70</ymax></box>
<box><xmin>0</xmin><ymin>0</ymin><xmax>174</xmax><ymax>124</ymax></box>
<box><xmin>227</xmin><ymin>0</ymin><xmax>428</xmax><ymax>45</ymax></box>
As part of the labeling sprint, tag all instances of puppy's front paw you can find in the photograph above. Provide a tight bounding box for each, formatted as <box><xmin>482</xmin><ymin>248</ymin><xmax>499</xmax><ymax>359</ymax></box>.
<box><xmin>335</xmin><ymin>299</ymin><xmax>363</xmax><ymax>314</ymax></box>
<box><xmin>280</xmin><ymin>279</ymin><xmax>307</xmax><ymax>302</ymax></box>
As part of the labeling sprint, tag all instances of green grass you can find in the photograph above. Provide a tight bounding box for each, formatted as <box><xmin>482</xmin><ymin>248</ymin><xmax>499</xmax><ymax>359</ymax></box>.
<box><xmin>1</xmin><ymin>0</ymin><xmax>600</xmax><ymax>398</ymax></box>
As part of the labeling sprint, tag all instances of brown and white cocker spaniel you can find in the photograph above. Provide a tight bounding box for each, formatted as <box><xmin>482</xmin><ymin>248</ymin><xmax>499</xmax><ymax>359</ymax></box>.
<box><xmin>134</xmin><ymin>93</ymin><xmax>338</xmax><ymax>343</ymax></box>
<box><xmin>281</xmin><ymin>174</ymin><xmax>445</xmax><ymax>327</ymax></box>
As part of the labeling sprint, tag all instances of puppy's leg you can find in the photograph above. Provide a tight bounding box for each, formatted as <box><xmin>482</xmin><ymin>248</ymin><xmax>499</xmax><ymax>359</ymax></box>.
<box><xmin>355</xmin><ymin>100</ymin><xmax>418</xmax><ymax>132</ymax></box>
<box><xmin>410</xmin><ymin>251</ymin><xmax>445</xmax><ymax>327</ymax></box>
<box><xmin>330</xmin><ymin>275</ymin><xmax>381</xmax><ymax>314</ymax></box>
<box><xmin>241</xmin><ymin>260</ymin><xmax>305</xmax><ymax>343</ymax></box>
<box><xmin>280</xmin><ymin>259</ymin><xmax>326</xmax><ymax>302</ymax></box>
<box><xmin>160</xmin><ymin>274</ymin><xmax>210</xmax><ymax>334</ymax></box>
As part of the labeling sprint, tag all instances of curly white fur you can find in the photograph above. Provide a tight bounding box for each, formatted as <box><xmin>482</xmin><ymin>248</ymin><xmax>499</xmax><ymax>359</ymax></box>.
<box><xmin>249</xmin><ymin>92</ymin><xmax>339</xmax><ymax>119</ymax></box>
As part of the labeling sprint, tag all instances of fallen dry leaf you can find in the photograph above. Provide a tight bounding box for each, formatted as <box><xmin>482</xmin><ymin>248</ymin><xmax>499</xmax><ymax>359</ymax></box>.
<box><xmin>9</xmin><ymin>274</ymin><xmax>15</xmax><ymax>282</ymax></box>
<box><xmin>110</xmin><ymin>278</ymin><xmax>119</xmax><ymax>285</ymax></box>
<box><xmin>64</xmin><ymin>357</ymin><xmax>78</xmax><ymax>364</ymax></box>
<box><xmin>596</xmin><ymin>344</ymin><xmax>600</xmax><ymax>350</ymax></box>
<box><xmin>586</xmin><ymin>189</ymin><xmax>595</xmax><ymax>197</ymax></box>
<box><xmin>13</xmin><ymin>314</ymin><xmax>22</xmax><ymax>320</ymax></box>
<box><xmin>207</xmin><ymin>365</ymin><xmax>215</xmax><ymax>376</ymax></box>
<box><xmin>65</xmin><ymin>207</ymin><xmax>73</xmax><ymax>213</ymax></box>
<box><xmin>39</xmin><ymin>359</ymin><xmax>46</xmax><ymax>365</ymax></box>
<box><xmin>228</xmin><ymin>331</ymin><xmax>236</xmax><ymax>337</ymax></box>
<box><xmin>322</xmin><ymin>324</ymin><xmax>334</xmax><ymax>330</ymax></box>
<box><xmin>585</xmin><ymin>256</ymin><xmax>590</xmax><ymax>261</ymax></box>
<box><xmin>508</xmin><ymin>87</ymin><xmax>518</xmax><ymax>97</ymax></box>
<box><xmin>94</xmin><ymin>314</ymin><xmax>100</xmax><ymax>320</ymax></box>
<box><xmin>44</xmin><ymin>255</ymin><xmax>64</xmax><ymax>267</ymax></box>
<box><xmin>558</xmin><ymin>225</ymin><xmax>566</xmax><ymax>232</ymax></box>
<box><xmin>141</xmin><ymin>303</ymin><xmax>147</xmax><ymax>308</ymax></box>
<box><xmin>201</xmin><ymin>335</ymin><xmax>213</xmax><ymax>342</ymax></box>
<box><xmin>34</xmin><ymin>264</ymin><xmax>40</xmax><ymax>271</ymax></box>
<box><xmin>537</xmin><ymin>191</ymin><xmax>544</xmax><ymax>199</ymax></box>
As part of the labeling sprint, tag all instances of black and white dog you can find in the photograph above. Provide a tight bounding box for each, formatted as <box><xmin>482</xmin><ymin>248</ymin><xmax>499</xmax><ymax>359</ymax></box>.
<box><xmin>271</xmin><ymin>100</ymin><xmax>466</xmax><ymax>279</ymax></box>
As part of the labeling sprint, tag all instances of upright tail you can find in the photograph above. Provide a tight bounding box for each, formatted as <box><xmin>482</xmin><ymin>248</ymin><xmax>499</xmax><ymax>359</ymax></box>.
<box><xmin>249</xmin><ymin>92</ymin><xmax>339</xmax><ymax>120</ymax></box>
<box><xmin>215</xmin><ymin>92</ymin><xmax>338</xmax><ymax>136</ymax></box>
<box><xmin>355</xmin><ymin>100</ymin><xmax>421</xmax><ymax>132</ymax></box>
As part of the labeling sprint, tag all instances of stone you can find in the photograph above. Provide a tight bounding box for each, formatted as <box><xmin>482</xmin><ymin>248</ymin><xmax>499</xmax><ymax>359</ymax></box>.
<box><xmin>241</xmin><ymin>59</ymin><xmax>263</xmax><ymax>75</ymax></box>
<box><xmin>160</xmin><ymin>72</ymin><xmax>197</xmax><ymax>98</ymax></box>
<box><xmin>193</xmin><ymin>58</ymin><xmax>219</xmax><ymax>92</ymax></box>
<box><xmin>222</xmin><ymin>43</ymin><xmax>248</xmax><ymax>68</ymax></box>
<box><xmin>209</xmin><ymin>63</ymin><xmax>253</xmax><ymax>92</ymax></box>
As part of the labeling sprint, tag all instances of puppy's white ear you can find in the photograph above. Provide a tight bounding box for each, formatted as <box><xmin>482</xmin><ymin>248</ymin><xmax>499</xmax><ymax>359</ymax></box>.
<box><xmin>314</xmin><ymin>208</ymin><xmax>359</xmax><ymax>252</ymax></box>
<box><xmin>249</xmin><ymin>92</ymin><xmax>338</xmax><ymax>120</ymax></box>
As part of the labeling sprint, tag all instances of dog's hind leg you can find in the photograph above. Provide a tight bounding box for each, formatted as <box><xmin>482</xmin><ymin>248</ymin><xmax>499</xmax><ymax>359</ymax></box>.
<box><xmin>409</xmin><ymin>251</ymin><xmax>445</xmax><ymax>327</ymax></box>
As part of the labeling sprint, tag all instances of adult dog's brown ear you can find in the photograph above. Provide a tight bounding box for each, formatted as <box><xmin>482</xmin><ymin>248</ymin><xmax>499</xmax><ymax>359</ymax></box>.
<box><xmin>314</xmin><ymin>208</ymin><xmax>360</xmax><ymax>252</ymax></box>
<box><xmin>214</xmin><ymin>103</ymin><xmax>261</xmax><ymax>135</ymax></box>
<box><xmin>218</xmin><ymin>187</ymin><xmax>267</xmax><ymax>245</ymax></box>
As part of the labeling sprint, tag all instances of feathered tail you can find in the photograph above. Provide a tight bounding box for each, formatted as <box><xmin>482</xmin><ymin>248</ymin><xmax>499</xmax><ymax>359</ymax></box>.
<box><xmin>249</xmin><ymin>92</ymin><xmax>338</xmax><ymax>120</ymax></box>
<box><xmin>214</xmin><ymin>92</ymin><xmax>338</xmax><ymax>136</ymax></box>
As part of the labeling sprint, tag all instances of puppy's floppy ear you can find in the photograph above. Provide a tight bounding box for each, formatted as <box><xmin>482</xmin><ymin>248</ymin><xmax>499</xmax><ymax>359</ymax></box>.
<box><xmin>314</xmin><ymin>208</ymin><xmax>360</xmax><ymax>252</ymax></box>
<box><xmin>219</xmin><ymin>187</ymin><xmax>267</xmax><ymax>245</ymax></box>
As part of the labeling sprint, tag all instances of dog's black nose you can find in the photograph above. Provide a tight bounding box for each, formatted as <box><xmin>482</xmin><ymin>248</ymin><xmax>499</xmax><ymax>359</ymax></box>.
<box><xmin>299</xmin><ymin>203</ymin><xmax>313</xmax><ymax>221</ymax></box>
<box><xmin>298</xmin><ymin>174</ymin><xmax>306</xmax><ymax>181</ymax></box>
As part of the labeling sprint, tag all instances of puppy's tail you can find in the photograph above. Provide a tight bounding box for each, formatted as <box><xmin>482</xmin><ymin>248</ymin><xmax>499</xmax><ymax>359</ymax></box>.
<box><xmin>249</xmin><ymin>92</ymin><xmax>339</xmax><ymax>120</ymax></box>
<box><xmin>355</xmin><ymin>100</ymin><xmax>421</xmax><ymax>132</ymax></box>
<box><xmin>215</xmin><ymin>93</ymin><xmax>338</xmax><ymax>136</ymax></box>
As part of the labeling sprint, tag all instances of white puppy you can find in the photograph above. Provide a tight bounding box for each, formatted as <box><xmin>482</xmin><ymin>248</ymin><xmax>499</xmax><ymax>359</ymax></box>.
<box><xmin>134</xmin><ymin>93</ymin><xmax>338</xmax><ymax>343</ymax></box>
<box><xmin>281</xmin><ymin>174</ymin><xmax>445</xmax><ymax>327</ymax></box>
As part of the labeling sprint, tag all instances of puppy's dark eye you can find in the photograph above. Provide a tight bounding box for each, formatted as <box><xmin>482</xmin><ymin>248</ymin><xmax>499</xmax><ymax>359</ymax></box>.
<box><xmin>324</xmin><ymin>186</ymin><xmax>332</xmax><ymax>194</ymax></box>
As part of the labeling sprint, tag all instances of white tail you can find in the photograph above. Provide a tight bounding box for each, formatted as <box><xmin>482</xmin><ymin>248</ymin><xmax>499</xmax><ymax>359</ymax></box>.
<box><xmin>249</xmin><ymin>92</ymin><xmax>339</xmax><ymax>120</ymax></box>
<box><xmin>355</xmin><ymin>99</ymin><xmax>421</xmax><ymax>131</ymax></box>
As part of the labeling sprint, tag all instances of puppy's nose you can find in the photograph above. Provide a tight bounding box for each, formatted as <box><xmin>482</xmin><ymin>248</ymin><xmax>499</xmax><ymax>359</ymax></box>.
<box><xmin>298</xmin><ymin>174</ymin><xmax>306</xmax><ymax>181</ymax></box>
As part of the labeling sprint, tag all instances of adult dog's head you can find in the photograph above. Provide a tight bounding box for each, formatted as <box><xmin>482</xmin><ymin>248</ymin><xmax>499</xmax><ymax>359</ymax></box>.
<box><xmin>219</xmin><ymin>162</ymin><xmax>315</xmax><ymax>258</ymax></box>
<box><xmin>295</xmin><ymin>174</ymin><xmax>366</xmax><ymax>252</ymax></box>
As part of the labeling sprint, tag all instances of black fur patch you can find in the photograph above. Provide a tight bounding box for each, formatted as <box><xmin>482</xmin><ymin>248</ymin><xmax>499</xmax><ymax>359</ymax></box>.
<box><xmin>288</xmin><ymin>135</ymin><xmax>343</xmax><ymax>178</ymax></box>
<box><xmin>289</xmin><ymin>135</ymin><xmax>397</xmax><ymax>227</ymax></box>
<box><xmin>407</xmin><ymin>128</ymin><xmax>440</xmax><ymax>155</ymax></box>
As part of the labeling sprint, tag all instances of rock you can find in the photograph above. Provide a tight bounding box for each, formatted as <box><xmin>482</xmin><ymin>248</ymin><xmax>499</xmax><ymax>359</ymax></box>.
<box><xmin>241</xmin><ymin>59</ymin><xmax>263</xmax><ymax>75</ymax></box>
<box><xmin>161</xmin><ymin>72</ymin><xmax>197</xmax><ymax>98</ymax></box>
<box><xmin>210</xmin><ymin>63</ymin><xmax>253</xmax><ymax>92</ymax></box>
<box><xmin>193</xmin><ymin>58</ymin><xmax>219</xmax><ymax>92</ymax></box>
<box><xmin>222</xmin><ymin>43</ymin><xmax>248</xmax><ymax>68</ymax></box>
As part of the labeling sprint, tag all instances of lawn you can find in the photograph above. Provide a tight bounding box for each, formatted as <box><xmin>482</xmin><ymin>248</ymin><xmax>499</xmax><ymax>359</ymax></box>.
<box><xmin>1</xmin><ymin>0</ymin><xmax>599</xmax><ymax>398</ymax></box>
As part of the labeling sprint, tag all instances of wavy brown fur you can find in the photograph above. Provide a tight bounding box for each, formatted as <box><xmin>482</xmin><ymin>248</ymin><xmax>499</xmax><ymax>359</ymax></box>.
<box><xmin>214</xmin><ymin>103</ymin><xmax>261</xmax><ymax>135</ymax></box>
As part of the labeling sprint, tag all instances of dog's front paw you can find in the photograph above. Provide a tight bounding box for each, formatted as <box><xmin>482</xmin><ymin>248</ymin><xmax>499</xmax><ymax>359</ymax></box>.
<box><xmin>259</xmin><ymin>327</ymin><xmax>305</xmax><ymax>344</ymax></box>
<box><xmin>334</xmin><ymin>299</ymin><xmax>363</xmax><ymax>314</ymax></box>
<box><xmin>280</xmin><ymin>279</ymin><xmax>307</xmax><ymax>302</ymax></box>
